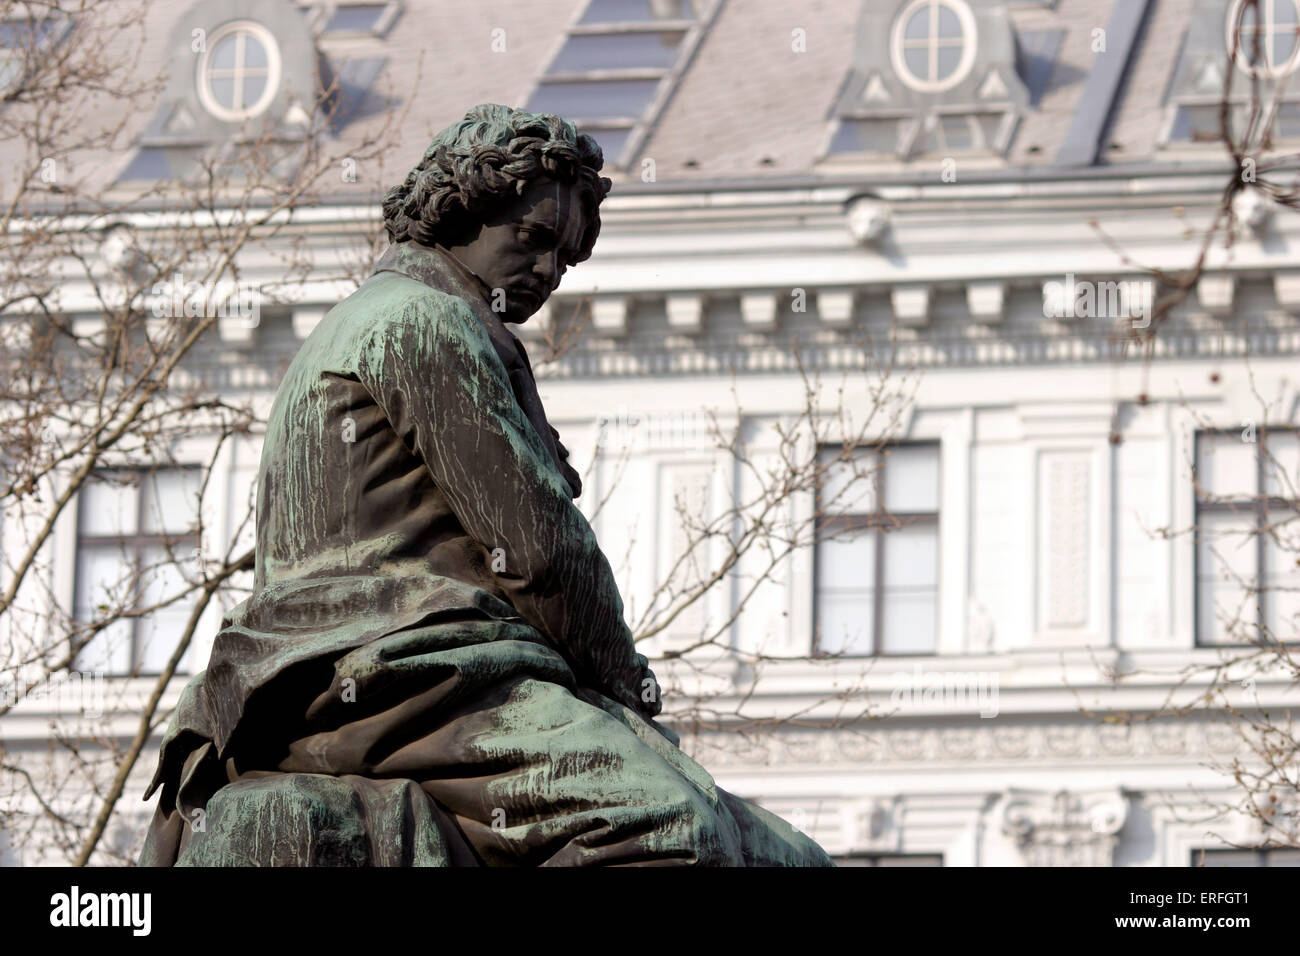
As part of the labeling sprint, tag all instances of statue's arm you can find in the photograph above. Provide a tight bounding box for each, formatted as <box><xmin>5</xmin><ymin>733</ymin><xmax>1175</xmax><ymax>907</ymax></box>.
<box><xmin>357</xmin><ymin>292</ymin><xmax>661</xmax><ymax>719</ymax></box>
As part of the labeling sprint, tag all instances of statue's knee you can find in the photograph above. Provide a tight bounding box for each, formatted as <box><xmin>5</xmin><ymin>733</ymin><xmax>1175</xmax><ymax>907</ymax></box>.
<box><xmin>177</xmin><ymin>774</ymin><xmax>368</xmax><ymax>867</ymax></box>
<box><xmin>653</xmin><ymin>784</ymin><xmax>741</xmax><ymax>865</ymax></box>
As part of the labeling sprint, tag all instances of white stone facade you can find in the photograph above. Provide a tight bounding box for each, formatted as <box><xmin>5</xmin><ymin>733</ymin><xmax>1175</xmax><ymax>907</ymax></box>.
<box><xmin>4</xmin><ymin>0</ymin><xmax>1300</xmax><ymax>867</ymax></box>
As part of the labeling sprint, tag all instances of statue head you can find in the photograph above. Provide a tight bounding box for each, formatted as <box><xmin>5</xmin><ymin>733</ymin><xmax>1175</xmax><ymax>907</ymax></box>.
<box><xmin>382</xmin><ymin>104</ymin><xmax>612</xmax><ymax>322</ymax></box>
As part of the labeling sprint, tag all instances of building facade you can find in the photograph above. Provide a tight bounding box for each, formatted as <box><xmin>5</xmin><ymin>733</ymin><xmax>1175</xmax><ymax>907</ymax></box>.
<box><xmin>3</xmin><ymin>0</ymin><xmax>1300</xmax><ymax>866</ymax></box>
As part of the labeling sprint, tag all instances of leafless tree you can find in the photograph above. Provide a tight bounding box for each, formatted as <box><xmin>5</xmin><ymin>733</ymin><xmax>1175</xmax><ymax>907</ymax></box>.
<box><xmin>0</xmin><ymin>0</ymin><xmax>409</xmax><ymax>865</ymax></box>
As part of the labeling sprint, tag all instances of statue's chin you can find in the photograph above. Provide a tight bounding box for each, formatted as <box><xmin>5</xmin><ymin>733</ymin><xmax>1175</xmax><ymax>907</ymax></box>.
<box><xmin>505</xmin><ymin>300</ymin><xmax>544</xmax><ymax>324</ymax></box>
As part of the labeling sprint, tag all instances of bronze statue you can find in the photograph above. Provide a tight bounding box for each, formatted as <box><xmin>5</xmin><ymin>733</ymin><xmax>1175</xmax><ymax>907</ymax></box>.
<box><xmin>139</xmin><ymin>104</ymin><xmax>833</xmax><ymax>867</ymax></box>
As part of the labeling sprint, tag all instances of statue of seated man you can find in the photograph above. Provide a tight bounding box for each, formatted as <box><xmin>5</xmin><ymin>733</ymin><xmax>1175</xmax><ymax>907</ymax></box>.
<box><xmin>138</xmin><ymin>104</ymin><xmax>833</xmax><ymax>867</ymax></box>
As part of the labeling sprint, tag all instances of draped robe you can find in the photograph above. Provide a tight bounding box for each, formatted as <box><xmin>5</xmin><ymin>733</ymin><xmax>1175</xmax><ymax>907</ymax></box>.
<box><xmin>137</xmin><ymin>240</ymin><xmax>833</xmax><ymax>867</ymax></box>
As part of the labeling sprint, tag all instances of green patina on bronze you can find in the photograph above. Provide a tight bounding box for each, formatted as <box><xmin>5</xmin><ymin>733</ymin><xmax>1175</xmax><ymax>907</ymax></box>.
<box><xmin>138</xmin><ymin>105</ymin><xmax>833</xmax><ymax>867</ymax></box>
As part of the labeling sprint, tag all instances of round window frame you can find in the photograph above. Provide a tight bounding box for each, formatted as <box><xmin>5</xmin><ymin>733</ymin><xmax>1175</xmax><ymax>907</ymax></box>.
<box><xmin>890</xmin><ymin>0</ymin><xmax>978</xmax><ymax>94</ymax></box>
<box><xmin>195</xmin><ymin>20</ymin><xmax>282</xmax><ymax>122</ymax></box>
<box><xmin>1226</xmin><ymin>0</ymin><xmax>1300</xmax><ymax>79</ymax></box>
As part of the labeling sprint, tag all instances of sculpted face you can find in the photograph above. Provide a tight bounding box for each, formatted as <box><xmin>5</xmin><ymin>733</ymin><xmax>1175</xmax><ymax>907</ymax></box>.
<box><xmin>443</xmin><ymin>176</ymin><xmax>590</xmax><ymax>323</ymax></box>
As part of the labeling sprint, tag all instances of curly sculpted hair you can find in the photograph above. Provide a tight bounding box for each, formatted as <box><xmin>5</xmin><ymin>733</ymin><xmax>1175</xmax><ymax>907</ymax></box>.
<box><xmin>381</xmin><ymin>104</ymin><xmax>613</xmax><ymax>262</ymax></box>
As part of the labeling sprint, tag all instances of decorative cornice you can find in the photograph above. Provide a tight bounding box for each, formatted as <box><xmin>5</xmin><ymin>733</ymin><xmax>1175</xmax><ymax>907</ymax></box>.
<box><xmin>680</xmin><ymin>716</ymin><xmax>1245</xmax><ymax>768</ymax></box>
<box><xmin>157</xmin><ymin>318</ymin><xmax>1300</xmax><ymax>389</ymax></box>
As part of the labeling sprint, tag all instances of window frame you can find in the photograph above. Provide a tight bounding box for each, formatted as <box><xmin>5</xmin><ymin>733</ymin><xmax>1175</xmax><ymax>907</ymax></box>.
<box><xmin>1192</xmin><ymin>845</ymin><xmax>1300</xmax><ymax>866</ymax></box>
<box><xmin>195</xmin><ymin>19</ymin><xmax>283</xmax><ymax>123</ymax></box>
<box><xmin>318</xmin><ymin>1</ymin><xmax>401</xmax><ymax>38</ymax></box>
<box><xmin>813</xmin><ymin>441</ymin><xmax>942</xmax><ymax>658</ymax></box>
<box><xmin>0</xmin><ymin>7</ymin><xmax>73</xmax><ymax>96</ymax></box>
<box><xmin>890</xmin><ymin>0</ymin><xmax>978</xmax><ymax>94</ymax></box>
<box><xmin>1226</xmin><ymin>0</ymin><xmax>1300</xmax><ymax>79</ymax></box>
<box><xmin>74</xmin><ymin>467</ymin><xmax>202</xmax><ymax>676</ymax></box>
<box><xmin>833</xmin><ymin>852</ymin><xmax>944</xmax><ymax>866</ymax></box>
<box><xmin>1193</xmin><ymin>426</ymin><xmax>1300</xmax><ymax>647</ymax></box>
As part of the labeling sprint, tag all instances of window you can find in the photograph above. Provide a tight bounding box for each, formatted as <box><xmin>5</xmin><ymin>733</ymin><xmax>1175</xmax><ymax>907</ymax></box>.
<box><xmin>1169</xmin><ymin>98</ymin><xmax>1300</xmax><ymax>144</ymax></box>
<box><xmin>0</xmin><ymin>7</ymin><xmax>71</xmax><ymax>95</ymax></box>
<box><xmin>1166</xmin><ymin>2</ymin><xmax>1300</xmax><ymax>147</ymax></box>
<box><xmin>320</xmin><ymin>1</ymin><xmax>399</xmax><ymax>37</ymax></box>
<box><xmin>828</xmin><ymin>109</ymin><xmax>1010</xmax><ymax>159</ymax></box>
<box><xmin>912</xmin><ymin>110</ymin><xmax>1007</xmax><ymax>155</ymax></box>
<box><xmin>325</xmin><ymin>3</ymin><xmax>384</xmax><ymax>34</ymax></box>
<box><xmin>551</xmin><ymin>32</ymin><xmax>685</xmax><ymax>72</ymax></box>
<box><xmin>580</xmin><ymin>0</ymin><xmax>695</xmax><ymax>22</ymax></box>
<box><xmin>1193</xmin><ymin>846</ymin><xmax>1300</xmax><ymax>866</ymax></box>
<box><xmin>196</xmin><ymin>20</ymin><xmax>282</xmax><ymax>122</ymax></box>
<box><xmin>814</xmin><ymin>443</ymin><xmax>941</xmax><ymax>656</ymax></box>
<box><xmin>891</xmin><ymin>0</ymin><xmax>976</xmax><ymax>93</ymax></box>
<box><xmin>1195</xmin><ymin>429</ymin><xmax>1300</xmax><ymax>646</ymax></box>
<box><xmin>524</xmin><ymin>0</ymin><xmax>712</xmax><ymax>167</ymax></box>
<box><xmin>1228</xmin><ymin>0</ymin><xmax>1300</xmax><ymax>78</ymax></box>
<box><xmin>117</xmin><ymin>146</ymin><xmax>202</xmax><ymax>182</ymax></box>
<box><xmin>834</xmin><ymin>853</ymin><xmax>943</xmax><ymax>866</ymax></box>
<box><xmin>74</xmin><ymin>469</ymin><xmax>203</xmax><ymax>675</ymax></box>
<box><xmin>1168</xmin><ymin>103</ymin><xmax>1239</xmax><ymax>144</ymax></box>
<box><xmin>828</xmin><ymin>116</ymin><xmax>906</xmax><ymax>155</ymax></box>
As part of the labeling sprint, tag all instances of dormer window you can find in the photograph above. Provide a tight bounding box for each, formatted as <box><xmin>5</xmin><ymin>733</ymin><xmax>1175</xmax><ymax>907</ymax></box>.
<box><xmin>1227</xmin><ymin>0</ymin><xmax>1300</xmax><ymax>78</ymax></box>
<box><xmin>523</xmin><ymin>0</ymin><xmax>715</xmax><ymax>168</ymax></box>
<box><xmin>1165</xmin><ymin>0</ymin><xmax>1300</xmax><ymax>148</ymax></box>
<box><xmin>325</xmin><ymin>3</ymin><xmax>386</xmax><ymax>33</ymax></box>
<box><xmin>317</xmin><ymin>1</ymin><xmax>400</xmax><ymax>37</ymax></box>
<box><xmin>891</xmin><ymin>0</ymin><xmax>977</xmax><ymax>93</ymax></box>
<box><xmin>580</xmin><ymin>0</ymin><xmax>694</xmax><ymax>22</ymax></box>
<box><xmin>197</xmin><ymin>21</ymin><xmax>282</xmax><ymax>121</ymax></box>
<box><xmin>0</xmin><ymin>7</ymin><xmax>72</xmax><ymax>95</ymax></box>
<box><xmin>823</xmin><ymin>0</ymin><xmax>1026</xmax><ymax>165</ymax></box>
<box><xmin>118</xmin><ymin>1</ymin><xmax>320</xmax><ymax>185</ymax></box>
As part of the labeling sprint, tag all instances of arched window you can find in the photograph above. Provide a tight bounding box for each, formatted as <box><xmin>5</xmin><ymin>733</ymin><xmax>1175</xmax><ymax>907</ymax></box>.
<box><xmin>196</xmin><ymin>20</ymin><xmax>282</xmax><ymax>121</ymax></box>
<box><xmin>891</xmin><ymin>0</ymin><xmax>977</xmax><ymax>93</ymax></box>
<box><xmin>1227</xmin><ymin>0</ymin><xmax>1300</xmax><ymax>78</ymax></box>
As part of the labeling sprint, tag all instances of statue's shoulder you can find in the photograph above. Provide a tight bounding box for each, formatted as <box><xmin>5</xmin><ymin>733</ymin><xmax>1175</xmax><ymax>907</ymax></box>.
<box><xmin>290</xmin><ymin>273</ymin><xmax>481</xmax><ymax>380</ymax></box>
<box><xmin>343</xmin><ymin>270</ymin><xmax>484</xmax><ymax>348</ymax></box>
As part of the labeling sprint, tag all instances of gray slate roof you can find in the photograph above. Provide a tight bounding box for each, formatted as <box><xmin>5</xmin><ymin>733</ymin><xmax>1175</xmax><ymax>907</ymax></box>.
<box><xmin>28</xmin><ymin>0</ymin><xmax>1262</xmax><ymax>201</ymax></box>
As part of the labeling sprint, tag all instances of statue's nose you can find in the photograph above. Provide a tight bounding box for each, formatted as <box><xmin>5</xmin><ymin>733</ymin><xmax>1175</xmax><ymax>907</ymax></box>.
<box><xmin>534</xmin><ymin>251</ymin><xmax>563</xmax><ymax>291</ymax></box>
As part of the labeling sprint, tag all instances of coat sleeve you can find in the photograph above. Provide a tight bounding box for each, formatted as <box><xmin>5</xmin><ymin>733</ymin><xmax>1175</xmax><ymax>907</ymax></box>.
<box><xmin>356</xmin><ymin>289</ymin><xmax>661</xmax><ymax>719</ymax></box>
